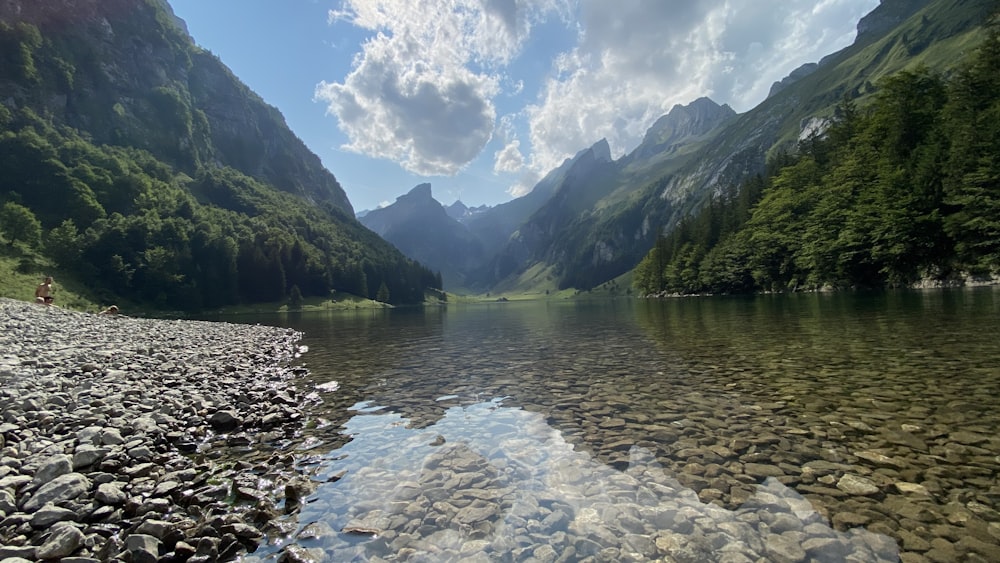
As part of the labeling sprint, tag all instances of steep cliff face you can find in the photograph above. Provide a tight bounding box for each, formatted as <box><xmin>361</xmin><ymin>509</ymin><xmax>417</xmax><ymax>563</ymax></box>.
<box><xmin>0</xmin><ymin>0</ymin><xmax>353</xmax><ymax>214</ymax></box>
<box><xmin>628</xmin><ymin>98</ymin><xmax>737</xmax><ymax>162</ymax></box>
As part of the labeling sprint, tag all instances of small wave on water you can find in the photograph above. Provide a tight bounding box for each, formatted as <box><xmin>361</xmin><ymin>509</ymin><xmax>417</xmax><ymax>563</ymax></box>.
<box><xmin>251</xmin><ymin>397</ymin><xmax>898</xmax><ymax>562</ymax></box>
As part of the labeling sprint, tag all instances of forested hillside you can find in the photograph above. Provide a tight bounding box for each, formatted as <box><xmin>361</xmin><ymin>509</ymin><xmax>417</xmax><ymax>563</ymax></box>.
<box><xmin>0</xmin><ymin>0</ymin><xmax>440</xmax><ymax>309</ymax></box>
<box><xmin>471</xmin><ymin>0</ymin><xmax>990</xmax><ymax>295</ymax></box>
<box><xmin>634</xmin><ymin>22</ymin><xmax>1000</xmax><ymax>295</ymax></box>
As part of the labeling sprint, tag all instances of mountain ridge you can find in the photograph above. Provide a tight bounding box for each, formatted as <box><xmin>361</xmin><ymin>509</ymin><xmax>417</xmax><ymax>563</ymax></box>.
<box><xmin>359</xmin><ymin>183</ymin><xmax>482</xmax><ymax>289</ymax></box>
<box><xmin>0</xmin><ymin>0</ymin><xmax>441</xmax><ymax>308</ymax></box>
<box><xmin>360</xmin><ymin>0</ymin><xmax>992</xmax><ymax>295</ymax></box>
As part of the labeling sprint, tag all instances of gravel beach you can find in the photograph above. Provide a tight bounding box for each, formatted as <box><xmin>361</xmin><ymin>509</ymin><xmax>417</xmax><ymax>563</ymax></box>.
<box><xmin>0</xmin><ymin>298</ymin><xmax>311</xmax><ymax>562</ymax></box>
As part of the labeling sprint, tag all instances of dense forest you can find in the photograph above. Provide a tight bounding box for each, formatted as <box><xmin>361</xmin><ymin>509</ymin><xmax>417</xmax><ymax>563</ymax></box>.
<box><xmin>0</xmin><ymin>8</ymin><xmax>441</xmax><ymax>310</ymax></box>
<box><xmin>0</xmin><ymin>107</ymin><xmax>441</xmax><ymax>309</ymax></box>
<box><xmin>634</xmin><ymin>21</ymin><xmax>1000</xmax><ymax>296</ymax></box>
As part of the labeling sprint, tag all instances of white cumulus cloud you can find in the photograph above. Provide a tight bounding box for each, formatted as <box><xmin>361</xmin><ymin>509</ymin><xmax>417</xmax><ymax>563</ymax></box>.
<box><xmin>493</xmin><ymin>139</ymin><xmax>525</xmax><ymax>174</ymax></box>
<box><xmin>321</xmin><ymin>0</ymin><xmax>876</xmax><ymax>195</ymax></box>
<box><xmin>319</xmin><ymin>0</ymin><xmax>571</xmax><ymax>176</ymax></box>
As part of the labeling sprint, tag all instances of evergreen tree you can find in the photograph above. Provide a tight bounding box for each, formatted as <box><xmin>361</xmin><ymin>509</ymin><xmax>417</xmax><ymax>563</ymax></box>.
<box><xmin>376</xmin><ymin>281</ymin><xmax>390</xmax><ymax>303</ymax></box>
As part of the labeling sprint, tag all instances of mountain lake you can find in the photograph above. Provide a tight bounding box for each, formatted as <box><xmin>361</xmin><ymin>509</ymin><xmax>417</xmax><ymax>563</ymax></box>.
<box><xmin>240</xmin><ymin>287</ymin><xmax>1000</xmax><ymax>562</ymax></box>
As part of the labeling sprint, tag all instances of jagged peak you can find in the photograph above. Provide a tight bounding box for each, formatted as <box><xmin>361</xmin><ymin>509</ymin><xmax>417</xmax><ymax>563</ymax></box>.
<box><xmin>639</xmin><ymin>97</ymin><xmax>735</xmax><ymax>150</ymax></box>
<box><xmin>398</xmin><ymin>182</ymin><xmax>433</xmax><ymax>202</ymax></box>
<box><xmin>590</xmin><ymin>138</ymin><xmax>612</xmax><ymax>163</ymax></box>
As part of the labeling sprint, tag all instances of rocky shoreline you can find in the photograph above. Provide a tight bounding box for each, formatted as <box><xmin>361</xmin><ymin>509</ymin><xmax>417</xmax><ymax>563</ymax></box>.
<box><xmin>0</xmin><ymin>298</ymin><xmax>312</xmax><ymax>562</ymax></box>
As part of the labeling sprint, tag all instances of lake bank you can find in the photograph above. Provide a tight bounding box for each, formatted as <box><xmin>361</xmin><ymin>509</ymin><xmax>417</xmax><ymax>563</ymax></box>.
<box><xmin>0</xmin><ymin>298</ymin><xmax>312</xmax><ymax>562</ymax></box>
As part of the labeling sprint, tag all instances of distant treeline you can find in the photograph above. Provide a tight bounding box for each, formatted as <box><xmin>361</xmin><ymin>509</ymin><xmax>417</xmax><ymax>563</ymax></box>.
<box><xmin>634</xmin><ymin>23</ymin><xmax>1000</xmax><ymax>296</ymax></box>
<box><xmin>0</xmin><ymin>108</ymin><xmax>441</xmax><ymax>309</ymax></box>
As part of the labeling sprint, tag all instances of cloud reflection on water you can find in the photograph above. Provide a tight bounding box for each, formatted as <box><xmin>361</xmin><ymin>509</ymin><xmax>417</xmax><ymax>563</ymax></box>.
<box><xmin>259</xmin><ymin>398</ymin><xmax>899</xmax><ymax>562</ymax></box>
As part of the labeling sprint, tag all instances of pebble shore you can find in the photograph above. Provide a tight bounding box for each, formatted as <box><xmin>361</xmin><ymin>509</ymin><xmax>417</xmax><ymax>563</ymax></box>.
<box><xmin>0</xmin><ymin>298</ymin><xmax>311</xmax><ymax>562</ymax></box>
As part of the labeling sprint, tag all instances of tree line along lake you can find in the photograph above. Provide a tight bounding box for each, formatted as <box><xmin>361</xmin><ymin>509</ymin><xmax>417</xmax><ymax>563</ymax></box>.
<box><xmin>234</xmin><ymin>287</ymin><xmax>1000</xmax><ymax>562</ymax></box>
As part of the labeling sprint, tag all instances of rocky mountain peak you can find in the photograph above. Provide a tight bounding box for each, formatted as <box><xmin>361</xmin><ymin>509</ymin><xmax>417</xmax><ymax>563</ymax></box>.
<box><xmin>589</xmin><ymin>138</ymin><xmax>613</xmax><ymax>163</ymax></box>
<box><xmin>857</xmin><ymin>0</ymin><xmax>931</xmax><ymax>41</ymax></box>
<box><xmin>399</xmin><ymin>182</ymin><xmax>434</xmax><ymax>202</ymax></box>
<box><xmin>632</xmin><ymin>97</ymin><xmax>735</xmax><ymax>160</ymax></box>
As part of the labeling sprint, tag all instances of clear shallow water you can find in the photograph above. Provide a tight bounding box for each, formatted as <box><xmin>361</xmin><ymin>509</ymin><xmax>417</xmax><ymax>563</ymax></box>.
<box><xmin>247</xmin><ymin>289</ymin><xmax>1000</xmax><ymax>562</ymax></box>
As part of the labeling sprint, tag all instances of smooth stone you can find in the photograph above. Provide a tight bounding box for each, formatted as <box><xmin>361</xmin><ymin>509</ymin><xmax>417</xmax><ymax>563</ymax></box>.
<box><xmin>765</xmin><ymin>533</ymin><xmax>806</xmax><ymax>563</ymax></box>
<box><xmin>209</xmin><ymin>411</ymin><xmax>241</xmax><ymax>432</ymax></box>
<box><xmin>95</xmin><ymin>482</ymin><xmax>127</xmax><ymax>506</ymax></box>
<box><xmin>124</xmin><ymin>533</ymin><xmax>161</xmax><ymax>557</ymax></box>
<box><xmin>0</xmin><ymin>546</ymin><xmax>37</xmax><ymax>560</ymax></box>
<box><xmin>744</xmin><ymin>463</ymin><xmax>786</xmax><ymax>478</ymax></box>
<box><xmin>895</xmin><ymin>482</ymin><xmax>932</xmax><ymax>496</ymax></box>
<box><xmin>836</xmin><ymin>474</ymin><xmax>880</xmax><ymax>496</ymax></box>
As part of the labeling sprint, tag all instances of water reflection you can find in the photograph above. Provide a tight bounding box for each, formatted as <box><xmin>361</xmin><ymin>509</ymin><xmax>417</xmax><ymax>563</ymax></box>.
<box><xmin>246</xmin><ymin>289</ymin><xmax>1000</xmax><ymax>561</ymax></box>
<box><xmin>252</xmin><ymin>399</ymin><xmax>897</xmax><ymax>562</ymax></box>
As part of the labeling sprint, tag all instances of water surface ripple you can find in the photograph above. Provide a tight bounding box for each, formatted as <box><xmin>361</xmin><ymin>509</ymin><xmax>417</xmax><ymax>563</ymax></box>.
<box><xmin>250</xmin><ymin>289</ymin><xmax>1000</xmax><ymax>562</ymax></box>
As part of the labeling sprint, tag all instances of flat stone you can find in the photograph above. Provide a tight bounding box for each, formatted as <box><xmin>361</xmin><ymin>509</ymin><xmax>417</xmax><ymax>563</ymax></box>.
<box><xmin>854</xmin><ymin>450</ymin><xmax>905</xmax><ymax>468</ymax></box>
<box><xmin>31</xmin><ymin>503</ymin><xmax>78</xmax><ymax>528</ymax></box>
<box><xmin>744</xmin><ymin>463</ymin><xmax>786</xmax><ymax>478</ymax></box>
<box><xmin>894</xmin><ymin>482</ymin><xmax>932</xmax><ymax>496</ymax></box>
<box><xmin>832</xmin><ymin>511</ymin><xmax>870</xmax><ymax>529</ymax></box>
<box><xmin>30</xmin><ymin>454</ymin><xmax>73</xmax><ymax>487</ymax></box>
<box><xmin>72</xmin><ymin>445</ymin><xmax>108</xmax><ymax>469</ymax></box>
<box><xmin>22</xmin><ymin>473</ymin><xmax>90</xmax><ymax>512</ymax></box>
<box><xmin>884</xmin><ymin>429</ymin><xmax>928</xmax><ymax>452</ymax></box>
<box><xmin>949</xmin><ymin>431</ymin><xmax>991</xmax><ymax>445</ymax></box>
<box><xmin>836</xmin><ymin>474</ymin><xmax>880</xmax><ymax>496</ymax></box>
<box><xmin>765</xmin><ymin>533</ymin><xmax>806</xmax><ymax>563</ymax></box>
<box><xmin>100</xmin><ymin>428</ymin><xmax>124</xmax><ymax>446</ymax></box>
<box><xmin>35</xmin><ymin>521</ymin><xmax>85</xmax><ymax>559</ymax></box>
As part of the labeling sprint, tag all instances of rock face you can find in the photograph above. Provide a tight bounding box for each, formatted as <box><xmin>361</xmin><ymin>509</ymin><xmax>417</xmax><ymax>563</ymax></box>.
<box><xmin>0</xmin><ymin>298</ymin><xmax>311</xmax><ymax>561</ymax></box>
<box><xmin>628</xmin><ymin>97</ymin><xmax>737</xmax><ymax>162</ymax></box>
<box><xmin>0</xmin><ymin>0</ymin><xmax>353</xmax><ymax>215</ymax></box>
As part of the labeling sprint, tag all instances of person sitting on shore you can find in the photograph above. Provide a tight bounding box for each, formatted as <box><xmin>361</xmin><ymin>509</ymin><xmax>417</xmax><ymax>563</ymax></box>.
<box><xmin>34</xmin><ymin>276</ymin><xmax>54</xmax><ymax>305</ymax></box>
<box><xmin>99</xmin><ymin>305</ymin><xmax>119</xmax><ymax>315</ymax></box>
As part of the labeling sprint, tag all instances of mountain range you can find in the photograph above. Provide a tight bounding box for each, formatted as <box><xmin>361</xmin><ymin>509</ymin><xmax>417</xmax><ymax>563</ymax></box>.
<box><xmin>0</xmin><ymin>0</ymin><xmax>438</xmax><ymax>308</ymax></box>
<box><xmin>1</xmin><ymin>0</ymin><xmax>993</xmax><ymax>308</ymax></box>
<box><xmin>360</xmin><ymin>0</ymin><xmax>993</xmax><ymax>294</ymax></box>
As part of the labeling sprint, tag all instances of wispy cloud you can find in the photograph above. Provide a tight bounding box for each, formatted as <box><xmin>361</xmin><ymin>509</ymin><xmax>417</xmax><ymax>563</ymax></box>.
<box><xmin>523</xmin><ymin>0</ymin><xmax>877</xmax><ymax>174</ymax></box>
<box><xmin>320</xmin><ymin>0</ymin><xmax>876</xmax><ymax>191</ymax></box>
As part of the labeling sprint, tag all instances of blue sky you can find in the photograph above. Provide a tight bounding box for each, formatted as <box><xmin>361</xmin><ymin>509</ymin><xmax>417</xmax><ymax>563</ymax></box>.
<box><xmin>169</xmin><ymin>0</ymin><xmax>878</xmax><ymax>213</ymax></box>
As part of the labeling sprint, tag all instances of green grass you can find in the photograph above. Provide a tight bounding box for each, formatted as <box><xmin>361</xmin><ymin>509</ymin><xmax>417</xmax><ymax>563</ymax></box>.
<box><xmin>203</xmin><ymin>293</ymin><xmax>392</xmax><ymax>315</ymax></box>
<box><xmin>0</xmin><ymin>242</ymin><xmax>98</xmax><ymax>311</ymax></box>
<box><xmin>444</xmin><ymin>267</ymin><xmax>636</xmax><ymax>303</ymax></box>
